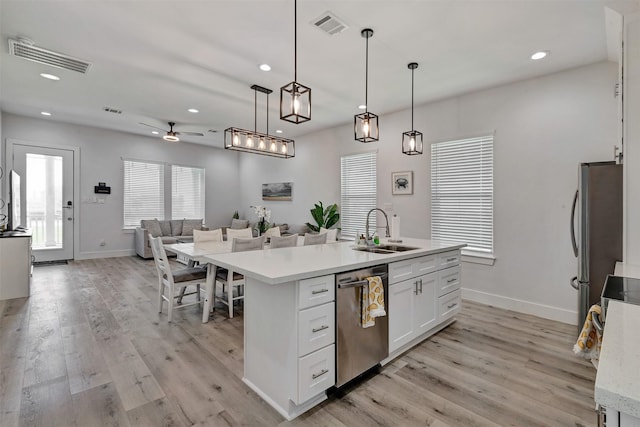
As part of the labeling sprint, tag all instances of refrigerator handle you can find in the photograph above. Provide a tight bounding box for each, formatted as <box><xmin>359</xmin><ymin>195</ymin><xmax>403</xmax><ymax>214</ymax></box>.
<box><xmin>570</xmin><ymin>276</ymin><xmax>579</xmax><ymax>290</ymax></box>
<box><xmin>570</xmin><ymin>189</ymin><xmax>579</xmax><ymax>257</ymax></box>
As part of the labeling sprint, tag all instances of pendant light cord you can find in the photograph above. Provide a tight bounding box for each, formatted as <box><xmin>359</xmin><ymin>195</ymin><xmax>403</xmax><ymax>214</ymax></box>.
<box><xmin>365</xmin><ymin>34</ymin><xmax>369</xmax><ymax>113</ymax></box>
<box><xmin>266</xmin><ymin>92</ymin><xmax>270</xmax><ymax>135</ymax></box>
<box><xmin>254</xmin><ymin>87</ymin><xmax>257</xmax><ymax>133</ymax></box>
<box><xmin>294</xmin><ymin>0</ymin><xmax>297</xmax><ymax>83</ymax></box>
<box><xmin>411</xmin><ymin>67</ymin><xmax>414</xmax><ymax>130</ymax></box>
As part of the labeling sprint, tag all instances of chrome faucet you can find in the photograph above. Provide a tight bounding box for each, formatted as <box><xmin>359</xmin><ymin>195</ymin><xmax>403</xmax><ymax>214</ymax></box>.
<box><xmin>365</xmin><ymin>208</ymin><xmax>391</xmax><ymax>244</ymax></box>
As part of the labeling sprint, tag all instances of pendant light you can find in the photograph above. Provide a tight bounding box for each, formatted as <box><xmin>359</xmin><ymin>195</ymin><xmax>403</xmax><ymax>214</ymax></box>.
<box><xmin>280</xmin><ymin>0</ymin><xmax>311</xmax><ymax>124</ymax></box>
<box><xmin>402</xmin><ymin>62</ymin><xmax>423</xmax><ymax>155</ymax></box>
<box><xmin>225</xmin><ymin>84</ymin><xmax>295</xmax><ymax>159</ymax></box>
<box><xmin>354</xmin><ymin>28</ymin><xmax>379</xmax><ymax>143</ymax></box>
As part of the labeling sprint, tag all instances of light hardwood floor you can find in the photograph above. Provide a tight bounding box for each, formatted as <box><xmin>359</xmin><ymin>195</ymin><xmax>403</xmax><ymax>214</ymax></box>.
<box><xmin>0</xmin><ymin>256</ymin><xmax>597</xmax><ymax>426</ymax></box>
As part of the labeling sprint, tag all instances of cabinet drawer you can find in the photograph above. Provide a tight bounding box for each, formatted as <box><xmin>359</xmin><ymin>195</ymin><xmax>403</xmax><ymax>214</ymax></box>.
<box><xmin>296</xmin><ymin>344</ymin><xmax>335</xmax><ymax>404</ymax></box>
<box><xmin>438</xmin><ymin>250</ymin><xmax>460</xmax><ymax>269</ymax></box>
<box><xmin>298</xmin><ymin>274</ymin><xmax>335</xmax><ymax>309</ymax></box>
<box><xmin>438</xmin><ymin>266</ymin><xmax>461</xmax><ymax>296</ymax></box>
<box><xmin>298</xmin><ymin>302</ymin><xmax>335</xmax><ymax>357</ymax></box>
<box><xmin>438</xmin><ymin>289</ymin><xmax>461</xmax><ymax>322</ymax></box>
<box><xmin>389</xmin><ymin>255</ymin><xmax>436</xmax><ymax>283</ymax></box>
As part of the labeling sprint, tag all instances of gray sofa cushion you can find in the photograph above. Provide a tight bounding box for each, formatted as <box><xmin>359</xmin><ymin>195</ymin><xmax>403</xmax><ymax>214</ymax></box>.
<box><xmin>141</xmin><ymin>219</ymin><xmax>163</xmax><ymax>237</ymax></box>
<box><xmin>170</xmin><ymin>220</ymin><xmax>183</xmax><ymax>236</ymax></box>
<box><xmin>231</xmin><ymin>218</ymin><xmax>250</xmax><ymax>229</ymax></box>
<box><xmin>160</xmin><ymin>236</ymin><xmax>179</xmax><ymax>245</ymax></box>
<box><xmin>159</xmin><ymin>221</ymin><xmax>171</xmax><ymax>236</ymax></box>
<box><xmin>182</xmin><ymin>219</ymin><xmax>202</xmax><ymax>236</ymax></box>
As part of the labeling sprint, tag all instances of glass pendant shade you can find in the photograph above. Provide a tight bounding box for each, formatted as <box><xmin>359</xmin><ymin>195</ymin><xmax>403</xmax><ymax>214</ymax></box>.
<box><xmin>402</xmin><ymin>130</ymin><xmax>423</xmax><ymax>155</ymax></box>
<box><xmin>280</xmin><ymin>81</ymin><xmax>311</xmax><ymax>123</ymax></box>
<box><xmin>225</xmin><ymin>84</ymin><xmax>295</xmax><ymax>159</ymax></box>
<box><xmin>402</xmin><ymin>62</ymin><xmax>423</xmax><ymax>155</ymax></box>
<box><xmin>354</xmin><ymin>111</ymin><xmax>379</xmax><ymax>143</ymax></box>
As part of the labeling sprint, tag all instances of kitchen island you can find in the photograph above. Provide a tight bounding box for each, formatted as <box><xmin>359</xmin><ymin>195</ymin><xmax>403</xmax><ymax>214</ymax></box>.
<box><xmin>202</xmin><ymin>238</ymin><xmax>465</xmax><ymax>420</ymax></box>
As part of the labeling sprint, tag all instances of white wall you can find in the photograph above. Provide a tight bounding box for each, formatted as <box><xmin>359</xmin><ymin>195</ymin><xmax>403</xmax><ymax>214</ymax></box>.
<box><xmin>1</xmin><ymin>113</ymin><xmax>241</xmax><ymax>258</ymax></box>
<box><xmin>240</xmin><ymin>61</ymin><xmax>619</xmax><ymax>324</ymax></box>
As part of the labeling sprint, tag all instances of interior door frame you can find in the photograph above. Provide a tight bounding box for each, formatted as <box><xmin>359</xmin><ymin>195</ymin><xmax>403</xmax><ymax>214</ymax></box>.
<box><xmin>5</xmin><ymin>138</ymin><xmax>81</xmax><ymax>260</ymax></box>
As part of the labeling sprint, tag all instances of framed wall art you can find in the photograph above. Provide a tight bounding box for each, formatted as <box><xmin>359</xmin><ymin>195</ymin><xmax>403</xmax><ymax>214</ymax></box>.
<box><xmin>392</xmin><ymin>171</ymin><xmax>413</xmax><ymax>195</ymax></box>
<box><xmin>262</xmin><ymin>182</ymin><xmax>293</xmax><ymax>201</ymax></box>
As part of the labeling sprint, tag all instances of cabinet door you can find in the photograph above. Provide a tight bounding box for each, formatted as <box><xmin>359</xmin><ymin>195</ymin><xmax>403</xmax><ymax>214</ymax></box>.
<box><xmin>389</xmin><ymin>279</ymin><xmax>417</xmax><ymax>353</ymax></box>
<box><xmin>414</xmin><ymin>273</ymin><xmax>437</xmax><ymax>335</ymax></box>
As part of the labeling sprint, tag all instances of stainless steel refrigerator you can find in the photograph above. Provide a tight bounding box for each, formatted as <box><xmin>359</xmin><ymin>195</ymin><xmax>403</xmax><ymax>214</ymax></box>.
<box><xmin>570</xmin><ymin>161</ymin><xmax>623</xmax><ymax>330</ymax></box>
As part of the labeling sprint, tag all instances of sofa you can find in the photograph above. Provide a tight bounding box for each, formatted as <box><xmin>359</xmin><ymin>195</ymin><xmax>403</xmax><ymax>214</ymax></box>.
<box><xmin>135</xmin><ymin>218</ymin><xmax>207</xmax><ymax>259</ymax></box>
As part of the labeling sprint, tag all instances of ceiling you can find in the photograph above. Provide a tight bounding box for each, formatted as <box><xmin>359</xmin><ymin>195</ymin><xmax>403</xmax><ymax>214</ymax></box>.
<box><xmin>1</xmin><ymin>0</ymin><xmax>639</xmax><ymax>149</ymax></box>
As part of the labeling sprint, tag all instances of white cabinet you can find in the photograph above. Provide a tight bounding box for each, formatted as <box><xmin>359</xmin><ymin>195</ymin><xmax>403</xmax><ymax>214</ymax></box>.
<box><xmin>388</xmin><ymin>250</ymin><xmax>461</xmax><ymax>356</ymax></box>
<box><xmin>0</xmin><ymin>232</ymin><xmax>32</xmax><ymax>300</ymax></box>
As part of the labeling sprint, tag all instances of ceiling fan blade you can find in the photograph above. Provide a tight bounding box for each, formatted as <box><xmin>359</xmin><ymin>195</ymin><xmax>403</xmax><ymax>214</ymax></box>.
<box><xmin>176</xmin><ymin>131</ymin><xmax>204</xmax><ymax>137</ymax></box>
<box><xmin>139</xmin><ymin>122</ymin><xmax>167</xmax><ymax>131</ymax></box>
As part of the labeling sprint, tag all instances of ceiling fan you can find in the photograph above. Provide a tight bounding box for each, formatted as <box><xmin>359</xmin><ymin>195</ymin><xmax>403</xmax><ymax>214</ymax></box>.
<box><xmin>139</xmin><ymin>121</ymin><xmax>204</xmax><ymax>142</ymax></box>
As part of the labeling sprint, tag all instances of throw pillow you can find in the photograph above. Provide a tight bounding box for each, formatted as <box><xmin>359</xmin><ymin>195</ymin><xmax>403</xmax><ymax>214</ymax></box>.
<box><xmin>277</xmin><ymin>223</ymin><xmax>289</xmax><ymax>233</ymax></box>
<box><xmin>182</xmin><ymin>219</ymin><xmax>203</xmax><ymax>236</ymax></box>
<box><xmin>170</xmin><ymin>220</ymin><xmax>183</xmax><ymax>236</ymax></box>
<box><xmin>231</xmin><ymin>218</ymin><xmax>249</xmax><ymax>229</ymax></box>
<box><xmin>141</xmin><ymin>219</ymin><xmax>162</xmax><ymax>237</ymax></box>
<box><xmin>158</xmin><ymin>221</ymin><xmax>171</xmax><ymax>236</ymax></box>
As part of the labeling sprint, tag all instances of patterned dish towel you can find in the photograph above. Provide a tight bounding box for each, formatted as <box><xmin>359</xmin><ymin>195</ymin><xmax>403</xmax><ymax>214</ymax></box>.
<box><xmin>360</xmin><ymin>276</ymin><xmax>386</xmax><ymax>328</ymax></box>
<box><xmin>573</xmin><ymin>304</ymin><xmax>603</xmax><ymax>362</ymax></box>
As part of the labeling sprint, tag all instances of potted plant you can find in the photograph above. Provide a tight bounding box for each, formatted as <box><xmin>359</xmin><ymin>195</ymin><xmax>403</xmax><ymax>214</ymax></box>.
<box><xmin>306</xmin><ymin>201</ymin><xmax>339</xmax><ymax>232</ymax></box>
<box><xmin>250</xmin><ymin>205</ymin><xmax>272</xmax><ymax>235</ymax></box>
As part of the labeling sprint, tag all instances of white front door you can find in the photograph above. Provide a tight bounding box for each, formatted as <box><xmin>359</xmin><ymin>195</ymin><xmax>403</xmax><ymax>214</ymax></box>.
<box><xmin>11</xmin><ymin>144</ymin><xmax>74</xmax><ymax>261</ymax></box>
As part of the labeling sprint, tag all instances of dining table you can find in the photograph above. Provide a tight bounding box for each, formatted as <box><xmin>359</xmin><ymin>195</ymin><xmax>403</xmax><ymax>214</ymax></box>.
<box><xmin>164</xmin><ymin>236</ymin><xmax>307</xmax><ymax>322</ymax></box>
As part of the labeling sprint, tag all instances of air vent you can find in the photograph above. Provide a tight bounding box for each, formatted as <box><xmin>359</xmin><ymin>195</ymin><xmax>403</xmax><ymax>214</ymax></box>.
<box><xmin>311</xmin><ymin>12</ymin><xmax>348</xmax><ymax>36</ymax></box>
<box><xmin>208</xmin><ymin>129</ymin><xmax>218</xmax><ymax>133</ymax></box>
<box><xmin>103</xmin><ymin>107</ymin><xmax>122</xmax><ymax>114</ymax></box>
<box><xmin>8</xmin><ymin>38</ymin><xmax>92</xmax><ymax>74</ymax></box>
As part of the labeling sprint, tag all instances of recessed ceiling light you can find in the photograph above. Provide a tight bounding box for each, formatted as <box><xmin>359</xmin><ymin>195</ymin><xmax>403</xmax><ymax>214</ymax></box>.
<box><xmin>40</xmin><ymin>111</ymin><xmax>51</xmax><ymax>116</ymax></box>
<box><xmin>187</xmin><ymin>108</ymin><xmax>199</xmax><ymax>113</ymax></box>
<box><xmin>40</xmin><ymin>73</ymin><xmax>60</xmax><ymax>81</ymax></box>
<box><xmin>276</xmin><ymin>129</ymin><xmax>283</xmax><ymax>134</ymax></box>
<box><xmin>531</xmin><ymin>51</ymin><xmax>549</xmax><ymax>60</ymax></box>
<box><xmin>259</xmin><ymin>64</ymin><xmax>271</xmax><ymax>71</ymax></box>
<box><xmin>151</xmin><ymin>131</ymin><xmax>159</xmax><ymax>135</ymax></box>
<box><xmin>358</xmin><ymin>104</ymin><xmax>367</xmax><ymax>110</ymax></box>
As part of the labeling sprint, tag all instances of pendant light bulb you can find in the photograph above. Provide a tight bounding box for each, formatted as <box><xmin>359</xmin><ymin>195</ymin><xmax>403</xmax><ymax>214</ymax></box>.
<box><xmin>247</xmin><ymin>136</ymin><xmax>253</xmax><ymax>147</ymax></box>
<box><xmin>233</xmin><ymin>133</ymin><xmax>240</xmax><ymax>146</ymax></box>
<box><xmin>409</xmin><ymin>136</ymin><xmax>416</xmax><ymax>150</ymax></box>
<box><xmin>293</xmin><ymin>92</ymin><xmax>301</xmax><ymax>115</ymax></box>
<box><xmin>259</xmin><ymin>138</ymin><xmax>265</xmax><ymax>150</ymax></box>
<box><xmin>281</xmin><ymin>143</ymin><xmax>288</xmax><ymax>154</ymax></box>
<box><xmin>362</xmin><ymin>119</ymin><xmax>370</xmax><ymax>137</ymax></box>
<box><xmin>270</xmin><ymin>141</ymin><xmax>277</xmax><ymax>152</ymax></box>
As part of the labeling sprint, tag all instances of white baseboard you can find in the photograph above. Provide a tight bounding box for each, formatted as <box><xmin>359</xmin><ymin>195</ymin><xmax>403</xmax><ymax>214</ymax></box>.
<box><xmin>76</xmin><ymin>249</ymin><xmax>136</xmax><ymax>260</ymax></box>
<box><xmin>462</xmin><ymin>287</ymin><xmax>578</xmax><ymax>325</ymax></box>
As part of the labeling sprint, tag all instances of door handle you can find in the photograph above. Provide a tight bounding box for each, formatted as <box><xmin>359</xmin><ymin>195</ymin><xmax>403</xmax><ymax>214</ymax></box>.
<box><xmin>414</xmin><ymin>280</ymin><xmax>419</xmax><ymax>295</ymax></box>
<box><xmin>418</xmin><ymin>278</ymin><xmax>423</xmax><ymax>294</ymax></box>
<box><xmin>570</xmin><ymin>276</ymin><xmax>579</xmax><ymax>290</ymax></box>
<box><xmin>570</xmin><ymin>190</ymin><xmax>579</xmax><ymax>257</ymax></box>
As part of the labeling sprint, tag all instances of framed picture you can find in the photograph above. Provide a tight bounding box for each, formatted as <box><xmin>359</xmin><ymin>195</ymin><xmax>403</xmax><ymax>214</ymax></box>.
<box><xmin>262</xmin><ymin>182</ymin><xmax>293</xmax><ymax>201</ymax></box>
<box><xmin>392</xmin><ymin>171</ymin><xmax>413</xmax><ymax>195</ymax></box>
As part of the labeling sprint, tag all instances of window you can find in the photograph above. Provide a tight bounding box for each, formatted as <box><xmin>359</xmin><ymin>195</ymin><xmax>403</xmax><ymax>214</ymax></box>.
<box><xmin>123</xmin><ymin>160</ymin><xmax>205</xmax><ymax>228</ymax></box>
<box><xmin>172</xmin><ymin>165</ymin><xmax>205</xmax><ymax>220</ymax></box>
<box><xmin>341</xmin><ymin>152</ymin><xmax>377</xmax><ymax>239</ymax></box>
<box><xmin>123</xmin><ymin>159</ymin><xmax>164</xmax><ymax>228</ymax></box>
<box><xmin>431</xmin><ymin>135</ymin><xmax>493</xmax><ymax>254</ymax></box>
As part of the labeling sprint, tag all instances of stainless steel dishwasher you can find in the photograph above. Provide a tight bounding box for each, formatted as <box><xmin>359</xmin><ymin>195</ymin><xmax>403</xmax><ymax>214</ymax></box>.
<box><xmin>335</xmin><ymin>264</ymin><xmax>389</xmax><ymax>387</ymax></box>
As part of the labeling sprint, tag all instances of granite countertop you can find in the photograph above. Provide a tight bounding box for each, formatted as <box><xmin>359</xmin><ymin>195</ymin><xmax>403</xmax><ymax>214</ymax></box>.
<box><xmin>201</xmin><ymin>237</ymin><xmax>465</xmax><ymax>285</ymax></box>
<box><xmin>594</xmin><ymin>300</ymin><xmax>640</xmax><ymax>418</ymax></box>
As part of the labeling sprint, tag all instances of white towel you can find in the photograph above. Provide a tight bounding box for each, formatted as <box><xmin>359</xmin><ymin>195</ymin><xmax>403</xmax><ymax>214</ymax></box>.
<box><xmin>360</xmin><ymin>276</ymin><xmax>386</xmax><ymax>328</ymax></box>
<box><xmin>573</xmin><ymin>304</ymin><xmax>603</xmax><ymax>363</ymax></box>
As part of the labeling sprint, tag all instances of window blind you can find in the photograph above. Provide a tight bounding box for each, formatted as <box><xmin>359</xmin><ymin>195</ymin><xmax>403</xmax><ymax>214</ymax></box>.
<box><xmin>123</xmin><ymin>159</ymin><xmax>164</xmax><ymax>228</ymax></box>
<box><xmin>172</xmin><ymin>165</ymin><xmax>205</xmax><ymax>220</ymax></box>
<box><xmin>431</xmin><ymin>135</ymin><xmax>494</xmax><ymax>253</ymax></box>
<box><xmin>341</xmin><ymin>152</ymin><xmax>377</xmax><ymax>239</ymax></box>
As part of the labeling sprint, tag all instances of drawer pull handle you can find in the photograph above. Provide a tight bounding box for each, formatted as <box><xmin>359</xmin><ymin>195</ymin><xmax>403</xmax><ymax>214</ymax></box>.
<box><xmin>312</xmin><ymin>325</ymin><xmax>329</xmax><ymax>333</ymax></box>
<box><xmin>446</xmin><ymin>257</ymin><xmax>457</xmax><ymax>262</ymax></box>
<box><xmin>312</xmin><ymin>369</ymin><xmax>329</xmax><ymax>380</ymax></box>
<box><xmin>311</xmin><ymin>289</ymin><xmax>329</xmax><ymax>295</ymax></box>
<box><xmin>447</xmin><ymin>303</ymin><xmax>458</xmax><ymax>309</ymax></box>
<box><xmin>447</xmin><ymin>278</ymin><xmax>457</xmax><ymax>283</ymax></box>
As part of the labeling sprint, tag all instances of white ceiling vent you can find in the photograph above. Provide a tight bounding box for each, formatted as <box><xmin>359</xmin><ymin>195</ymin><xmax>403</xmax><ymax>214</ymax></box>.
<box><xmin>8</xmin><ymin>38</ymin><xmax>92</xmax><ymax>74</ymax></box>
<box><xmin>311</xmin><ymin>12</ymin><xmax>348</xmax><ymax>36</ymax></box>
<box><xmin>103</xmin><ymin>107</ymin><xmax>122</xmax><ymax>114</ymax></box>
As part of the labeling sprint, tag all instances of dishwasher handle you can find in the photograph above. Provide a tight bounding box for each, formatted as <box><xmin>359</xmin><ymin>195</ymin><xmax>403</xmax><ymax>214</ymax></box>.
<box><xmin>337</xmin><ymin>273</ymin><xmax>388</xmax><ymax>289</ymax></box>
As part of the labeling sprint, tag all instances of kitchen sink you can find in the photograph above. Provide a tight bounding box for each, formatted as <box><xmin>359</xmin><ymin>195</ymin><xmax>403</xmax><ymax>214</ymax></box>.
<box><xmin>352</xmin><ymin>244</ymin><xmax>418</xmax><ymax>254</ymax></box>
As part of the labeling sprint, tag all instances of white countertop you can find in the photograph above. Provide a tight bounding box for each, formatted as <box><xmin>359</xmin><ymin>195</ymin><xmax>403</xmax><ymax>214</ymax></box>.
<box><xmin>201</xmin><ymin>238</ymin><xmax>465</xmax><ymax>285</ymax></box>
<box><xmin>595</xmin><ymin>300</ymin><xmax>640</xmax><ymax>417</ymax></box>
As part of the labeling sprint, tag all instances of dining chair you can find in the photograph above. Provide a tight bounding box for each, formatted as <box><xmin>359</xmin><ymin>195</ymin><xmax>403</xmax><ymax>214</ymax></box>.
<box><xmin>269</xmin><ymin>234</ymin><xmax>298</xmax><ymax>249</ymax></box>
<box><xmin>226</xmin><ymin>227</ymin><xmax>253</xmax><ymax>241</ymax></box>
<box><xmin>264</xmin><ymin>226</ymin><xmax>281</xmax><ymax>238</ymax></box>
<box><xmin>216</xmin><ymin>235</ymin><xmax>266</xmax><ymax>318</ymax></box>
<box><xmin>193</xmin><ymin>228</ymin><xmax>223</xmax><ymax>244</ymax></box>
<box><xmin>303</xmin><ymin>232</ymin><xmax>327</xmax><ymax>246</ymax></box>
<box><xmin>320</xmin><ymin>227</ymin><xmax>338</xmax><ymax>242</ymax></box>
<box><xmin>149</xmin><ymin>235</ymin><xmax>208</xmax><ymax>322</ymax></box>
